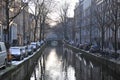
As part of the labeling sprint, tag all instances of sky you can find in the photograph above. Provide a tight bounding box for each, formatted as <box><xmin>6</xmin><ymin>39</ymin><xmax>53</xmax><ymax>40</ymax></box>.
<box><xmin>50</xmin><ymin>0</ymin><xmax>79</xmax><ymax>20</ymax></box>
<box><xmin>29</xmin><ymin>0</ymin><xmax>79</xmax><ymax>17</ymax></box>
<box><xmin>48</xmin><ymin>0</ymin><xmax>79</xmax><ymax>26</ymax></box>
<box><xmin>55</xmin><ymin>0</ymin><xmax>79</xmax><ymax>17</ymax></box>
<box><xmin>29</xmin><ymin>0</ymin><xmax>79</xmax><ymax>26</ymax></box>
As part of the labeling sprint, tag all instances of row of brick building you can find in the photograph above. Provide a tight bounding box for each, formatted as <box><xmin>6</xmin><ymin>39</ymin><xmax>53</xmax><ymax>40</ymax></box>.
<box><xmin>74</xmin><ymin>0</ymin><xmax>120</xmax><ymax>50</ymax></box>
<box><xmin>0</xmin><ymin>0</ymin><xmax>37</xmax><ymax>46</ymax></box>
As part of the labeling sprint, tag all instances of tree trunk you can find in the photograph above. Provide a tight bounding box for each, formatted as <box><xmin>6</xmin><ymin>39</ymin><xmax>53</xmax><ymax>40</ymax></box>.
<box><xmin>101</xmin><ymin>26</ymin><xmax>105</xmax><ymax>51</ymax></box>
<box><xmin>39</xmin><ymin>17</ymin><xmax>42</xmax><ymax>41</ymax></box>
<box><xmin>5</xmin><ymin>0</ymin><xmax>10</xmax><ymax>49</ymax></box>
<box><xmin>23</xmin><ymin>9</ymin><xmax>25</xmax><ymax>45</ymax></box>
<box><xmin>90</xmin><ymin>26</ymin><xmax>92</xmax><ymax>44</ymax></box>
<box><xmin>64</xmin><ymin>21</ymin><xmax>67</xmax><ymax>40</ymax></box>
<box><xmin>79</xmin><ymin>27</ymin><xmax>81</xmax><ymax>44</ymax></box>
<box><xmin>34</xmin><ymin>0</ymin><xmax>39</xmax><ymax>42</ymax></box>
<box><xmin>34</xmin><ymin>18</ymin><xmax>38</xmax><ymax>42</ymax></box>
<box><xmin>42</xmin><ymin>19</ymin><xmax>45</xmax><ymax>40</ymax></box>
<box><xmin>114</xmin><ymin>29</ymin><xmax>117</xmax><ymax>56</ymax></box>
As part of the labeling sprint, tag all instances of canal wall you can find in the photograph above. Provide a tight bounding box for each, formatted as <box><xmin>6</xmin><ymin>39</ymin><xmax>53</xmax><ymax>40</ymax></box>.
<box><xmin>0</xmin><ymin>44</ymin><xmax>46</xmax><ymax>80</ymax></box>
<box><xmin>65</xmin><ymin>44</ymin><xmax>120</xmax><ymax>78</ymax></box>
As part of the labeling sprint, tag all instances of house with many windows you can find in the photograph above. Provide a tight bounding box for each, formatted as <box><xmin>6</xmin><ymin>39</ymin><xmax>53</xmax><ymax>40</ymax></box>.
<box><xmin>74</xmin><ymin>0</ymin><xmax>120</xmax><ymax>50</ymax></box>
<box><xmin>74</xmin><ymin>0</ymin><xmax>97</xmax><ymax>44</ymax></box>
<box><xmin>0</xmin><ymin>0</ymin><xmax>35</xmax><ymax>46</ymax></box>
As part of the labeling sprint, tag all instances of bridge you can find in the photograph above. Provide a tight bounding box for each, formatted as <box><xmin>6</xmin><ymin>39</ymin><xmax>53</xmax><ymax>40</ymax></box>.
<box><xmin>45</xmin><ymin>32</ymin><xmax>63</xmax><ymax>46</ymax></box>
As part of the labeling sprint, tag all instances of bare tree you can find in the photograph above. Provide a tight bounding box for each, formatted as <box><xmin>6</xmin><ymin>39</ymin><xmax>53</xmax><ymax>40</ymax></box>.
<box><xmin>32</xmin><ymin>0</ymin><xmax>55</xmax><ymax>41</ymax></box>
<box><xmin>31</xmin><ymin>0</ymin><xmax>39</xmax><ymax>41</ymax></box>
<box><xmin>38</xmin><ymin>0</ymin><xmax>49</xmax><ymax>40</ymax></box>
<box><xmin>3</xmin><ymin>0</ymin><xmax>31</xmax><ymax>48</ymax></box>
<box><xmin>93</xmin><ymin>0</ymin><xmax>111</xmax><ymax>50</ymax></box>
<box><xmin>59</xmin><ymin>1</ymin><xmax>70</xmax><ymax>40</ymax></box>
<box><xmin>40</xmin><ymin>0</ymin><xmax>55</xmax><ymax>40</ymax></box>
<box><xmin>107</xmin><ymin>0</ymin><xmax>120</xmax><ymax>56</ymax></box>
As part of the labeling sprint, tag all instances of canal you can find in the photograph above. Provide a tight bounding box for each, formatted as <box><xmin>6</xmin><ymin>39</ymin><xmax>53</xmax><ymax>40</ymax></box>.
<box><xmin>30</xmin><ymin>43</ymin><xmax>120</xmax><ymax>80</ymax></box>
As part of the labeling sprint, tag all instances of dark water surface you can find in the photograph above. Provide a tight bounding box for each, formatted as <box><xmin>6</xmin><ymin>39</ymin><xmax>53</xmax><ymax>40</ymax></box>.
<box><xmin>30</xmin><ymin>44</ymin><xmax>120</xmax><ymax>80</ymax></box>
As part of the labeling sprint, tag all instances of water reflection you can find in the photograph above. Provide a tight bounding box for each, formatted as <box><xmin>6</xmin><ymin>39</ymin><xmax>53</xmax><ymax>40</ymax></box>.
<box><xmin>45</xmin><ymin>49</ymin><xmax>63</xmax><ymax>80</ymax></box>
<box><xmin>45</xmin><ymin>48</ymin><xmax>76</xmax><ymax>80</ymax></box>
<box><xmin>31</xmin><ymin>45</ymin><xmax>120</xmax><ymax>80</ymax></box>
<box><xmin>74</xmin><ymin>52</ymin><xmax>120</xmax><ymax>80</ymax></box>
<box><xmin>31</xmin><ymin>46</ymin><xmax>76</xmax><ymax>80</ymax></box>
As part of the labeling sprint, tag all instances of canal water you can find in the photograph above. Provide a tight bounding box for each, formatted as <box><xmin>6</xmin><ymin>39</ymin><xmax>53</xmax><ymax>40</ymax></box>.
<box><xmin>30</xmin><ymin>44</ymin><xmax>120</xmax><ymax>80</ymax></box>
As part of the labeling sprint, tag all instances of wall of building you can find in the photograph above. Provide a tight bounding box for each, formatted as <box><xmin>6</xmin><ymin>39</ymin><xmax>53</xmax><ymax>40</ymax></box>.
<box><xmin>74</xmin><ymin>0</ymin><xmax>94</xmax><ymax>44</ymax></box>
<box><xmin>74</xmin><ymin>0</ymin><xmax>120</xmax><ymax>50</ymax></box>
<box><xmin>0</xmin><ymin>1</ymin><xmax>35</xmax><ymax>45</ymax></box>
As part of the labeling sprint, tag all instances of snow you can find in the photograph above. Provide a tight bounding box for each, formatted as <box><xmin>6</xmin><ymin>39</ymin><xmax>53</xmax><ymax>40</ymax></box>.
<box><xmin>12</xmin><ymin>48</ymin><xmax>40</xmax><ymax>65</ymax></box>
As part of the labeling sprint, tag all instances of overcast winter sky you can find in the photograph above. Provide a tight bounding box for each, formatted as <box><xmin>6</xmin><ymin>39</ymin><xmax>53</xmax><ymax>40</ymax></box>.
<box><xmin>29</xmin><ymin>0</ymin><xmax>79</xmax><ymax>26</ymax></box>
<box><xmin>55</xmin><ymin>0</ymin><xmax>79</xmax><ymax>17</ymax></box>
<box><xmin>48</xmin><ymin>0</ymin><xmax>79</xmax><ymax>25</ymax></box>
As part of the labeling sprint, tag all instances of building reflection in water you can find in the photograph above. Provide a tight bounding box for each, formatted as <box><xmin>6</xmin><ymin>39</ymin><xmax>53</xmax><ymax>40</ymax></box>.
<box><xmin>31</xmin><ymin>45</ymin><xmax>120</xmax><ymax>80</ymax></box>
<box><xmin>31</xmin><ymin>46</ymin><xmax>76</xmax><ymax>80</ymax></box>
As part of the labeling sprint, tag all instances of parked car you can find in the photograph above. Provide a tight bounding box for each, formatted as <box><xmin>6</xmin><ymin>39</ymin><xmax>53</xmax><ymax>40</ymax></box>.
<box><xmin>21</xmin><ymin>46</ymin><xmax>28</xmax><ymax>57</ymax></box>
<box><xmin>0</xmin><ymin>42</ymin><xmax>8</xmax><ymax>68</ymax></box>
<box><xmin>36</xmin><ymin>41</ymin><xmax>41</xmax><ymax>48</ymax></box>
<box><xmin>89</xmin><ymin>45</ymin><xmax>101</xmax><ymax>53</ymax></box>
<box><xmin>40</xmin><ymin>40</ymin><xmax>44</xmax><ymax>45</ymax></box>
<box><xmin>110</xmin><ymin>52</ymin><xmax>119</xmax><ymax>59</ymax></box>
<box><xmin>76</xmin><ymin>43</ymin><xmax>79</xmax><ymax>48</ymax></box>
<box><xmin>69</xmin><ymin>40</ymin><xmax>74</xmax><ymax>45</ymax></box>
<box><xmin>79</xmin><ymin>44</ymin><xmax>84</xmax><ymax>49</ymax></box>
<box><xmin>83</xmin><ymin>43</ymin><xmax>91</xmax><ymax>51</ymax></box>
<box><xmin>30</xmin><ymin>42</ymin><xmax>37</xmax><ymax>51</ymax></box>
<box><xmin>27</xmin><ymin>45</ymin><xmax>33</xmax><ymax>55</ymax></box>
<box><xmin>10</xmin><ymin>47</ymin><xmax>24</xmax><ymax>61</ymax></box>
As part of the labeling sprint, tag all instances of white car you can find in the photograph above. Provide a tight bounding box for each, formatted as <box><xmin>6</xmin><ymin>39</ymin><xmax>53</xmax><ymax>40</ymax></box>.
<box><xmin>10</xmin><ymin>47</ymin><xmax>24</xmax><ymax>61</ymax></box>
<box><xmin>36</xmin><ymin>41</ymin><xmax>41</xmax><ymax>47</ymax></box>
<box><xmin>27</xmin><ymin>45</ymin><xmax>33</xmax><ymax>55</ymax></box>
<box><xmin>30</xmin><ymin>42</ymin><xmax>37</xmax><ymax>51</ymax></box>
<box><xmin>40</xmin><ymin>40</ymin><xmax>44</xmax><ymax>45</ymax></box>
<box><xmin>21</xmin><ymin>46</ymin><xmax>28</xmax><ymax>57</ymax></box>
<box><xmin>0</xmin><ymin>42</ymin><xmax>7</xmax><ymax>68</ymax></box>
